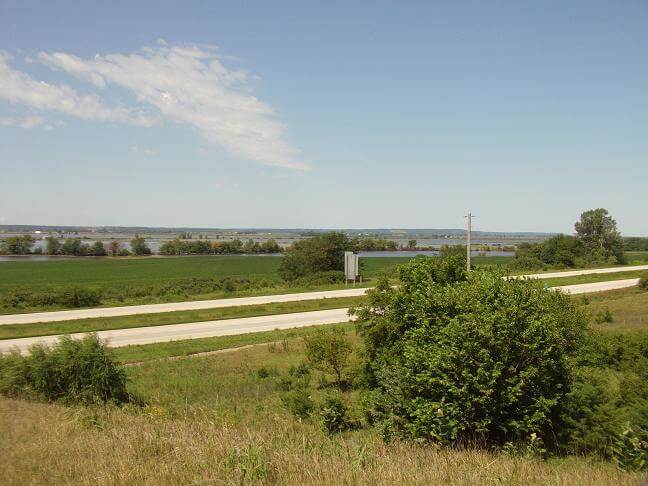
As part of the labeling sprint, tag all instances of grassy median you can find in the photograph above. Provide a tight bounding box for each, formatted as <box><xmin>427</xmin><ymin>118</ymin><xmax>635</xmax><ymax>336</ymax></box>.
<box><xmin>0</xmin><ymin>296</ymin><xmax>363</xmax><ymax>341</ymax></box>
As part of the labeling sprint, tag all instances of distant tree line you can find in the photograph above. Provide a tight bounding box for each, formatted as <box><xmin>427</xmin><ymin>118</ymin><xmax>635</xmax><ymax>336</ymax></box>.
<box><xmin>513</xmin><ymin>208</ymin><xmax>625</xmax><ymax>269</ymax></box>
<box><xmin>623</xmin><ymin>237</ymin><xmax>648</xmax><ymax>252</ymax></box>
<box><xmin>158</xmin><ymin>238</ymin><xmax>282</xmax><ymax>255</ymax></box>
<box><xmin>0</xmin><ymin>235</ymin><xmax>151</xmax><ymax>257</ymax></box>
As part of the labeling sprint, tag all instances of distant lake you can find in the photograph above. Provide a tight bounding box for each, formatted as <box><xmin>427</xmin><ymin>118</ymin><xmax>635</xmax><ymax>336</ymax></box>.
<box><xmin>358</xmin><ymin>250</ymin><xmax>514</xmax><ymax>258</ymax></box>
<box><xmin>0</xmin><ymin>250</ymin><xmax>514</xmax><ymax>263</ymax></box>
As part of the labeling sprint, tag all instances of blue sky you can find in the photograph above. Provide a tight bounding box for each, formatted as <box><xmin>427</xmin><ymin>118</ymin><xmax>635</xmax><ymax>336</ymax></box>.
<box><xmin>0</xmin><ymin>1</ymin><xmax>646</xmax><ymax>234</ymax></box>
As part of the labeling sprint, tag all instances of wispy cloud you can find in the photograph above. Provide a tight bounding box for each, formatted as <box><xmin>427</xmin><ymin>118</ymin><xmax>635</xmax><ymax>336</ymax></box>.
<box><xmin>0</xmin><ymin>53</ymin><xmax>156</xmax><ymax>127</ymax></box>
<box><xmin>35</xmin><ymin>43</ymin><xmax>305</xmax><ymax>170</ymax></box>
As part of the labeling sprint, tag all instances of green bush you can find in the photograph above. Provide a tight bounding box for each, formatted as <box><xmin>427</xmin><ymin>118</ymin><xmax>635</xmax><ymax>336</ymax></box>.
<box><xmin>0</xmin><ymin>286</ymin><xmax>102</xmax><ymax>310</ymax></box>
<box><xmin>58</xmin><ymin>287</ymin><xmax>102</xmax><ymax>308</ymax></box>
<box><xmin>639</xmin><ymin>273</ymin><xmax>648</xmax><ymax>291</ymax></box>
<box><xmin>304</xmin><ymin>327</ymin><xmax>353</xmax><ymax>387</ymax></box>
<box><xmin>611</xmin><ymin>423</ymin><xmax>648</xmax><ymax>471</ymax></box>
<box><xmin>319</xmin><ymin>392</ymin><xmax>350</xmax><ymax>434</ymax></box>
<box><xmin>279</xmin><ymin>232</ymin><xmax>353</xmax><ymax>281</ymax></box>
<box><xmin>292</xmin><ymin>271</ymin><xmax>345</xmax><ymax>287</ymax></box>
<box><xmin>0</xmin><ymin>334</ymin><xmax>128</xmax><ymax>404</ymax></box>
<box><xmin>594</xmin><ymin>308</ymin><xmax>614</xmax><ymax>324</ymax></box>
<box><xmin>353</xmin><ymin>257</ymin><xmax>587</xmax><ymax>447</ymax></box>
<box><xmin>282</xmin><ymin>388</ymin><xmax>315</xmax><ymax>419</ymax></box>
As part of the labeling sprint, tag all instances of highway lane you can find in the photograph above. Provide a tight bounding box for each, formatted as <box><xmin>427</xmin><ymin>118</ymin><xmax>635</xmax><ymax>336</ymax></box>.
<box><xmin>553</xmin><ymin>278</ymin><xmax>640</xmax><ymax>295</ymax></box>
<box><xmin>0</xmin><ymin>287</ymin><xmax>369</xmax><ymax>326</ymax></box>
<box><xmin>516</xmin><ymin>264</ymin><xmax>648</xmax><ymax>280</ymax></box>
<box><xmin>0</xmin><ymin>278</ymin><xmax>641</xmax><ymax>354</ymax></box>
<box><xmin>0</xmin><ymin>308</ymin><xmax>354</xmax><ymax>354</ymax></box>
<box><xmin>0</xmin><ymin>264</ymin><xmax>645</xmax><ymax>327</ymax></box>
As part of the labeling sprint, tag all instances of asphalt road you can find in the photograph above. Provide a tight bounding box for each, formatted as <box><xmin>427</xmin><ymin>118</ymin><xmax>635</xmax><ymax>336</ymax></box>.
<box><xmin>0</xmin><ymin>279</ymin><xmax>640</xmax><ymax>354</ymax></box>
<box><xmin>0</xmin><ymin>264</ymin><xmax>645</xmax><ymax>327</ymax></box>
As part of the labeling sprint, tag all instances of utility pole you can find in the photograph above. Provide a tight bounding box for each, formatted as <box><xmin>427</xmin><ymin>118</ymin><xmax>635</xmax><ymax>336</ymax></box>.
<box><xmin>465</xmin><ymin>212</ymin><xmax>473</xmax><ymax>272</ymax></box>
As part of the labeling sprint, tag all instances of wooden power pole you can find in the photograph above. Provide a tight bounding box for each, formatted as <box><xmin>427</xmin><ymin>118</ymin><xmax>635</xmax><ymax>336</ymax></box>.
<box><xmin>466</xmin><ymin>212</ymin><xmax>473</xmax><ymax>272</ymax></box>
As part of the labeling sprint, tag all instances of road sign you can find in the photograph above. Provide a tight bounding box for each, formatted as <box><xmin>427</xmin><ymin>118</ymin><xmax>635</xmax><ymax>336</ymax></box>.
<box><xmin>344</xmin><ymin>251</ymin><xmax>359</xmax><ymax>285</ymax></box>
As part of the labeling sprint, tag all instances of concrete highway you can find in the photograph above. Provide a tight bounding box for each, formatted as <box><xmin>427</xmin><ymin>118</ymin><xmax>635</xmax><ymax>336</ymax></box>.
<box><xmin>0</xmin><ymin>278</ymin><xmax>641</xmax><ymax>354</ymax></box>
<box><xmin>0</xmin><ymin>264</ymin><xmax>644</xmax><ymax>327</ymax></box>
<box><xmin>517</xmin><ymin>264</ymin><xmax>648</xmax><ymax>280</ymax></box>
<box><xmin>0</xmin><ymin>308</ymin><xmax>354</xmax><ymax>354</ymax></box>
<box><xmin>0</xmin><ymin>287</ymin><xmax>369</xmax><ymax>326</ymax></box>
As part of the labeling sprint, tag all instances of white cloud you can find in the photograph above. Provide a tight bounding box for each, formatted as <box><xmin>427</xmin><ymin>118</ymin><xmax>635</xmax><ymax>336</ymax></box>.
<box><xmin>36</xmin><ymin>43</ymin><xmax>305</xmax><ymax>170</ymax></box>
<box><xmin>0</xmin><ymin>114</ymin><xmax>47</xmax><ymax>128</ymax></box>
<box><xmin>0</xmin><ymin>52</ymin><xmax>156</xmax><ymax>127</ymax></box>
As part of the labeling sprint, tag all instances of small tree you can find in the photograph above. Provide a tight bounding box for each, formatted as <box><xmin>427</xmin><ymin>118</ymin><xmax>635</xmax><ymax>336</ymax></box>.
<box><xmin>304</xmin><ymin>327</ymin><xmax>353</xmax><ymax>387</ymax></box>
<box><xmin>89</xmin><ymin>241</ymin><xmax>107</xmax><ymax>256</ymax></box>
<box><xmin>575</xmin><ymin>208</ymin><xmax>624</xmax><ymax>263</ymax></box>
<box><xmin>130</xmin><ymin>235</ymin><xmax>151</xmax><ymax>256</ymax></box>
<box><xmin>4</xmin><ymin>235</ymin><xmax>35</xmax><ymax>255</ymax></box>
<box><xmin>108</xmin><ymin>240</ymin><xmax>121</xmax><ymax>256</ymax></box>
<box><xmin>45</xmin><ymin>236</ymin><xmax>61</xmax><ymax>255</ymax></box>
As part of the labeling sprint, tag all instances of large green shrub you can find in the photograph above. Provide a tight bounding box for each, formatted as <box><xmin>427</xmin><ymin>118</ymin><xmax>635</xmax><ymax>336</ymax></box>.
<box><xmin>319</xmin><ymin>392</ymin><xmax>351</xmax><ymax>434</ymax></box>
<box><xmin>353</xmin><ymin>257</ymin><xmax>587</xmax><ymax>447</ymax></box>
<box><xmin>0</xmin><ymin>334</ymin><xmax>128</xmax><ymax>404</ymax></box>
<box><xmin>279</xmin><ymin>232</ymin><xmax>353</xmax><ymax>281</ymax></box>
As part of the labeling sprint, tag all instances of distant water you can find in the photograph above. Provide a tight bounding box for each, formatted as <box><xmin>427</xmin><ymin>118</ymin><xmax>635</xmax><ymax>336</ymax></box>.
<box><xmin>358</xmin><ymin>250</ymin><xmax>514</xmax><ymax>258</ymax></box>
<box><xmin>0</xmin><ymin>250</ymin><xmax>514</xmax><ymax>262</ymax></box>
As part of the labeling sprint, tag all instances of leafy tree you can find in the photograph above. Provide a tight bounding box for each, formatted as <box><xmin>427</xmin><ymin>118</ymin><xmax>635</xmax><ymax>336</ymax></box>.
<box><xmin>61</xmin><ymin>238</ymin><xmax>85</xmax><ymax>256</ymax></box>
<box><xmin>107</xmin><ymin>240</ymin><xmax>121</xmax><ymax>256</ymax></box>
<box><xmin>89</xmin><ymin>241</ymin><xmax>107</xmax><ymax>256</ymax></box>
<box><xmin>44</xmin><ymin>236</ymin><xmax>61</xmax><ymax>255</ymax></box>
<box><xmin>353</xmin><ymin>256</ymin><xmax>587</xmax><ymax>447</ymax></box>
<box><xmin>575</xmin><ymin>208</ymin><xmax>625</xmax><ymax>263</ymax></box>
<box><xmin>260</xmin><ymin>238</ymin><xmax>282</xmax><ymax>254</ymax></box>
<box><xmin>130</xmin><ymin>235</ymin><xmax>151</xmax><ymax>256</ymax></box>
<box><xmin>407</xmin><ymin>239</ymin><xmax>417</xmax><ymax>249</ymax></box>
<box><xmin>279</xmin><ymin>232</ymin><xmax>352</xmax><ymax>281</ymax></box>
<box><xmin>243</xmin><ymin>239</ymin><xmax>261</xmax><ymax>254</ymax></box>
<box><xmin>3</xmin><ymin>235</ymin><xmax>35</xmax><ymax>255</ymax></box>
<box><xmin>304</xmin><ymin>327</ymin><xmax>353</xmax><ymax>386</ymax></box>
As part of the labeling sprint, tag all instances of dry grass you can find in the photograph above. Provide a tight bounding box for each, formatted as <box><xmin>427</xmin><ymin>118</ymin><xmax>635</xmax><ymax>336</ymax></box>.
<box><xmin>1</xmin><ymin>397</ymin><xmax>641</xmax><ymax>485</ymax></box>
<box><xmin>582</xmin><ymin>287</ymin><xmax>648</xmax><ymax>331</ymax></box>
<box><xmin>1</xmin><ymin>337</ymin><xmax>645</xmax><ymax>485</ymax></box>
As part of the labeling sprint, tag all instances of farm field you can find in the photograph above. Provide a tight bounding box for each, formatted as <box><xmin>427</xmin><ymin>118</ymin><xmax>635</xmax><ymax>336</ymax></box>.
<box><xmin>0</xmin><ymin>255</ymin><xmax>507</xmax><ymax>314</ymax></box>
<box><xmin>0</xmin><ymin>328</ymin><xmax>641</xmax><ymax>485</ymax></box>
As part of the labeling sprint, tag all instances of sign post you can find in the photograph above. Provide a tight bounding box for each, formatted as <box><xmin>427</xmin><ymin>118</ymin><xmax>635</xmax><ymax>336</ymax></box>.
<box><xmin>344</xmin><ymin>251</ymin><xmax>359</xmax><ymax>287</ymax></box>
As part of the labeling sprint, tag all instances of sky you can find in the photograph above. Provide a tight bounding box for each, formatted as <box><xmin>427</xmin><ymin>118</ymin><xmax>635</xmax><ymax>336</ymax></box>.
<box><xmin>0</xmin><ymin>1</ymin><xmax>647</xmax><ymax>235</ymax></box>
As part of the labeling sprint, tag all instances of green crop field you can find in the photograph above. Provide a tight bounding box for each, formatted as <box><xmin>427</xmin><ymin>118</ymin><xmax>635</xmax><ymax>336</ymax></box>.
<box><xmin>0</xmin><ymin>255</ymin><xmax>512</xmax><ymax>313</ymax></box>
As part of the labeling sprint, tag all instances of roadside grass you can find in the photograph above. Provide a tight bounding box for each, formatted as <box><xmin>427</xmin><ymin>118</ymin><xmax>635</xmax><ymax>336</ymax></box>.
<box><xmin>541</xmin><ymin>270</ymin><xmax>646</xmax><ymax>287</ymax></box>
<box><xmin>0</xmin><ymin>329</ymin><xmax>639</xmax><ymax>485</ymax></box>
<box><xmin>581</xmin><ymin>287</ymin><xmax>648</xmax><ymax>331</ymax></box>
<box><xmin>625</xmin><ymin>251</ymin><xmax>648</xmax><ymax>264</ymax></box>
<box><xmin>0</xmin><ymin>297</ymin><xmax>363</xmax><ymax>341</ymax></box>
<box><xmin>112</xmin><ymin>321</ymin><xmax>356</xmax><ymax>363</ymax></box>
